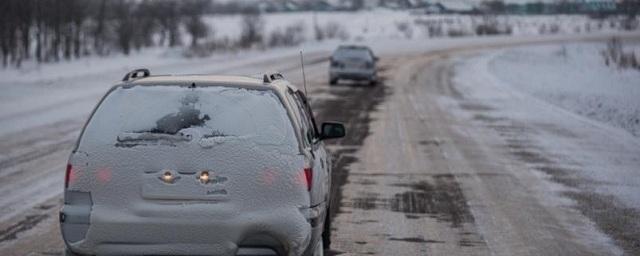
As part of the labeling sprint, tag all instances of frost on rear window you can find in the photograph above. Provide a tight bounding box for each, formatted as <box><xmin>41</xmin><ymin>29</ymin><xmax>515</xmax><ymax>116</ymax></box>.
<box><xmin>151</xmin><ymin>93</ymin><xmax>211</xmax><ymax>134</ymax></box>
<box><xmin>79</xmin><ymin>86</ymin><xmax>297</xmax><ymax>152</ymax></box>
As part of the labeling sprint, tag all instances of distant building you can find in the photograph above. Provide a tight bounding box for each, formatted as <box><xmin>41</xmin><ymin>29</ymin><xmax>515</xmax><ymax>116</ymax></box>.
<box><xmin>267</xmin><ymin>0</ymin><xmax>334</xmax><ymax>12</ymax></box>
<box><xmin>406</xmin><ymin>0</ymin><xmax>430</xmax><ymax>8</ymax></box>
<box><xmin>257</xmin><ymin>1</ymin><xmax>302</xmax><ymax>12</ymax></box>
<box><xmin>424</xmin><ymin>3</ymin><xmax>446</xmax><ymax>14</ymax></box>
<box><xmin>505</xmin><ymin>3</ymin><xmax>527</xmax><ymax>14</ymax></box>
<box><xmin>437</xmin><ymin>0</ymin><xmax>475</xmax><ymax>14</ymax></box>
<box><xmin>308</xmin><ymin>0</ymin><xmax>335</xmax><ymax>11</ymax></box>
<box><xmin>524</xmin><ymin>2</ymin><xmax>546</xmax><ymax>14</ymax></box>
<box><xmin>580</xmin><ymin>0</ymin><xmax>617</xmax><ymax>13</ymax></box>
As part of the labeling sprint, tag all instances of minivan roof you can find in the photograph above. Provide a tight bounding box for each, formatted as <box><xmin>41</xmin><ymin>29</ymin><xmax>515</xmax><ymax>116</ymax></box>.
<box><xmin>119</xmin><ymin>74</ymin><xmax>300</xmax><ymax>95</ymax></box>
<box><xmin>337</xmin><ymin>45</ymin><xmax>370</xmax><ymax>50</ymax></box>
<box><xmin>130</xmin><ymin>74</ymin><xmax>260</xmax><ymax>85</ymax></box>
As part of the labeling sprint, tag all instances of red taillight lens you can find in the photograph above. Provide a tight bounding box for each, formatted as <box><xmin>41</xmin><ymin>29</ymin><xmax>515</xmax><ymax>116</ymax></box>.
<box><xmin>304</xmin><ymin>167</ymin><xmax>313</xmax><ymax>191</ymax></box>
<box><xmin>65</xmin><ymin>164</ymin><xmax>73</xmax><ymax>188</ymax></box>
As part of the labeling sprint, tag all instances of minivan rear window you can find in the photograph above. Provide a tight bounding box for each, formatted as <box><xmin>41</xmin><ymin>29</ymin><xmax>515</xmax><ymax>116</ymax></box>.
<box><xmin>78</xmin><ymin>85</ymin><xmax>298</xmax><ymax>152</ymax></box>
<box><xmin>334</xmin><ymin>48</ymin><xmax>372</xmax><ymax>60</ymax></box>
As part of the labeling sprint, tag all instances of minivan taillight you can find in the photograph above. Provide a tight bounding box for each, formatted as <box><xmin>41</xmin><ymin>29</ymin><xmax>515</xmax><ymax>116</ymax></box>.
<box><xmin>304</xmin><ymin>167</ymin><xmax>313</xmax><ymax>191</ymax></box>
<box><xmin>65</xmin><ymin>164</ymin><xmax>72</xmax><ymax>188</ymax></box>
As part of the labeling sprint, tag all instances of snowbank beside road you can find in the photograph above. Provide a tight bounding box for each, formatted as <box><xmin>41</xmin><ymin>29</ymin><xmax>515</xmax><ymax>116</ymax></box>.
<box><xmin>452</xmin><ymin>41</ymin><xmax>640</xmax><ymax>254</ymax></box>
<box><xmin>488</xmin><ymin>42</ymin><xmax>640</xmax><ymax>136</ymax></box>
<box><xmin>452</xmin><ymin>39</ymin><xmax>640</xmax><ymax>210</ymax></box>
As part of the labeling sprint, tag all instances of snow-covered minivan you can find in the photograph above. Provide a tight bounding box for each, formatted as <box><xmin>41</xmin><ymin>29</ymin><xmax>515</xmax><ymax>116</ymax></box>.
<box><xmin>60</xmin><ymin>69</ymin><xmax>345</xmax><ymax>256</ymax></box>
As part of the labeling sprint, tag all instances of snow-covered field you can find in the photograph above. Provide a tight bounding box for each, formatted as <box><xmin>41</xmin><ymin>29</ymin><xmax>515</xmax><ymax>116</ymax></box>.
<box><xmin>452</xmin><ymin>41</ymin><xmax>640</xmax><ymax>209</ymax></box>
<box><xmin>207</xmin><ymin>10</ymin><xmax>638</xmax><ymax>42</ymax></box>
<box><xmin>489</xmin><ymin>42</ymin><xmax>640</xmax><ymax>136</ymax></box>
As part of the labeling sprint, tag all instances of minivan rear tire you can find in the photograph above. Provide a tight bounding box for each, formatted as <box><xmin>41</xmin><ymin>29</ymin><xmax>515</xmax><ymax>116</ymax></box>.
<box><xmin>322</xmin><ymin>212</ymin><xmax>331</xmax><ymax>249</ymax></box>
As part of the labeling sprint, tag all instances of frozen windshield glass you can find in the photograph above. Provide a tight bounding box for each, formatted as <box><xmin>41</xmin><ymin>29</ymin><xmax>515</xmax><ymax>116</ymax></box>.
<box><xmin>334</xmin><ymin>48</ymin><xmax>372</xmax><ymax>61</ymax></box>
<box><xmin>79</xmin><ymin>86</ymin><xmax>298</xmax><ymax>151</ymax></box>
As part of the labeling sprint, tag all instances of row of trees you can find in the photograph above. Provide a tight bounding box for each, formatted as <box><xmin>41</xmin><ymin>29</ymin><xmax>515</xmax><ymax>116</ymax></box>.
<box><xmin>0</xmin><ymin>0</ymin><xmax>211</xmax><ymax>68</ymax></box>
<box><xmin>479</xmin><ymin>0</ymin><xmax>640</xmax><ymax>16</ymax></box>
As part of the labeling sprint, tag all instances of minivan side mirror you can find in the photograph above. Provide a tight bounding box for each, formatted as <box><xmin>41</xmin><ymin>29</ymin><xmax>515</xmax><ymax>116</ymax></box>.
<box><xmin>373</xmin><ymin>56</ymin><xmax>379</xmax><ymax>61</ymax></box>
<box><xmin>320</xmin><ymin>122</ymin><xmax>345</xmax><ymax>140</ymax></box>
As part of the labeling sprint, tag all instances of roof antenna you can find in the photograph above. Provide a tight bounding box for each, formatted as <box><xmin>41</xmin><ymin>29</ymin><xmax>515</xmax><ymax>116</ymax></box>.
<box><xmin>300</xmin><ymin>51</ymin><xmax>308</xmax><ymax>96</ymax></box>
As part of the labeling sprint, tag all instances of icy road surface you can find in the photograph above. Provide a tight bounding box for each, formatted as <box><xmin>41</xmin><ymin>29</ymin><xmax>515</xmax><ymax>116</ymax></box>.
<box><xmin>1</xmin><ymin>33</ymin><xmax>639</xmax><ymax>255</ymax></box>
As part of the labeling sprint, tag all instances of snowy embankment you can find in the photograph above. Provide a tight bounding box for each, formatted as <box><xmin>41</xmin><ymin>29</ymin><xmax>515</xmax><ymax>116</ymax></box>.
<box><xmin>451</xmin><ymin>41</ymin><xmax>640</xmax><ymax>254</ymax></box>
<box><xmin>452</xmin><ymin>41</ymin><xmax>640</xmax><ymax>209</ymax></box>
<box><xmin>489</xmin><ymin>42</ymin><xmax>640</xmax><ymax>137</ymax></box>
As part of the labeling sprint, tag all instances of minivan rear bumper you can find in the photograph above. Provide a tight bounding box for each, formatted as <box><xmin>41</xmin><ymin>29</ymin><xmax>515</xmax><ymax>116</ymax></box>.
<box><xmin>63</xmin><ymin>204</ymin><xmax>314</xmax><ymax>256</ymax></box>
<box><xmin>330</xmin><ymin>67</ymin><xmax>376</xmax><ymax>81</ymax></box>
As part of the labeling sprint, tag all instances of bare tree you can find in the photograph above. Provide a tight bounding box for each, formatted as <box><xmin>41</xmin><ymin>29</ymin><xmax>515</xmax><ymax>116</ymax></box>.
<box><xmin>0</xmin><ymin>0</ymin><xmax>221</xmax><ymax>67</ymax></box>
<box><xmin>619</xmin><ymin>0</ymin><xmax>640</xmax><ymax>30</ymax></box>
<box><xmin>113</xmin><ymin>0</ymin><xmax>134</xmax><ymax>55</ymax></box>
<box><xmin>16</xmin><ymin>0</ymin><xmax>33</xmax><ymax>60</ymax></box>
<box><xmin>182</xmin><ymin>0</ymin><xmax>211</xmax><ymax>47</ymax></box>
<box><xmin>62</xmin><ymin>0</ymin><xmax>75</xmax><ymax>60</ymax></box>
<box><xmin>71</xmin><ymin>0</ymin><xmax>88</xmax><ymax>58</ymax></box>
<box><xmin>481</xmin><ymin>0</ymin><xmax>506</xmax><ymax>14</ymax></box>
<box><xmin>0</xmin><ymin>0</ymin><xmax>11</xmax><ymax>66</ymax></box>
<box><xmin>154</xmin><ymin>0</ymin><xmax>182</xmax><ymax>47</ymax></box>
<box><xmin>133</xmin><ymin>0</ymin><xmax>159</xmax><ymax>51</ymax></box>
<box><xmin>239</xmin><ymin>8</ymin><xmax>264</xmax><ymax>48</ymax></box>
<box><xmin>91</xmin><ymin>0</ymin><xmax>108</xmax><ymax>55</ymax></box>
<box><xmin>351</xmin><ymin>0</ymin><xmax>365</xmax><ymax>10</ymax></box>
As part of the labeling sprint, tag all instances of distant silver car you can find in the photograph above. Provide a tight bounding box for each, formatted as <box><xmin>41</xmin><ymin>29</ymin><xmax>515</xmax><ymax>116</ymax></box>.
<box><xmin>329</xmin><ymin>45</ymin><xmax>378</xmax><ymax>85</ymax></box>
<box><xmin>60</xmin><ymin>69</ymin><xmax>345</xmax><ymax>256</ymax></box>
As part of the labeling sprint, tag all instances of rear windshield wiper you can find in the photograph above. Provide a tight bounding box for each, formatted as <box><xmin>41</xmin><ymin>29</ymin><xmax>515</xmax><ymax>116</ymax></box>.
<box><xmin>115</xmin><ymin>132</ymin><xmax>190</xmax><ymax>147</ymax></box>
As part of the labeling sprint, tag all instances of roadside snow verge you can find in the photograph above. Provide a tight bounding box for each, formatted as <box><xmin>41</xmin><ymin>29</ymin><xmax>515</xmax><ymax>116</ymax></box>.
<box><xmin>488</xmin><ymin>42</ymin><xmax>640</xmax><ymax>137</ymax></box>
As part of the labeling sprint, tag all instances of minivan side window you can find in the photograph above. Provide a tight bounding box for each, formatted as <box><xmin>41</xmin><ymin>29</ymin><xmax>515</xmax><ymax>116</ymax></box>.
<box><xmin>294</xmin><ymin>91</ymin><xmax>319</xmax><ymax>140</ymax></box>
<box><xmin>283</xmin><ymin>90</ymin><xmax>310</xmax><ymax>148</ymax></box>
<box><xmin>287</xmin><ymin>89</ymin><xmax>315</xmax><ymax>147</ymax></box>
